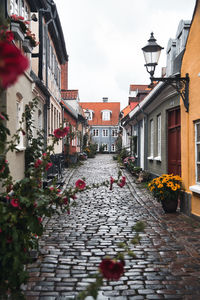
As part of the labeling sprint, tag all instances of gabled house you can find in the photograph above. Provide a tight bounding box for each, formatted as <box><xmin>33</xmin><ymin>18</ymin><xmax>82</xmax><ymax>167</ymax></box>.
<box><xmin>0</xmin><ymin>0</ymin><xmax>68</xmax><ymax>182</ymax></box>
<box><xmin>122</xmin><ymin>20</ymin><xmax>191</xmax><ymax>175</ymax></box>
<box><xmin>80</xmin><ymin>98</ymin><xmax>120</xmax><ymax>153</ymax></box>
<box><xmin>181</xmin><ymin>0</ymin><xmax>200</xmax><ymax>218</ymax></box>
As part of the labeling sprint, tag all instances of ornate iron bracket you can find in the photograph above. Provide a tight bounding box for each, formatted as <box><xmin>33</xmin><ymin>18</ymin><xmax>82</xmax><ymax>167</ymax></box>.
<box><xmin>150</xmin><ymin>73</ymin><xmax>189</xmax><ymax>112</ymax></box>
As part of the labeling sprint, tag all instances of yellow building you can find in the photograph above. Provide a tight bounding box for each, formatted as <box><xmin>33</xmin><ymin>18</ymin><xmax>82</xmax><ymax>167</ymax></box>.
<box><xmin>181</xmin><ymin>0</ymin><xmax>200</xmax><ymax>218</ymax></box>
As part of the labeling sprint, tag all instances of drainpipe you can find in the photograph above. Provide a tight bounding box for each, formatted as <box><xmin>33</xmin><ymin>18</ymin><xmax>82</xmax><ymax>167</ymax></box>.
<box><xmin>137</xmin><ymin>104</ymin><xmax>148</xmax><ymax>170</ymax></box>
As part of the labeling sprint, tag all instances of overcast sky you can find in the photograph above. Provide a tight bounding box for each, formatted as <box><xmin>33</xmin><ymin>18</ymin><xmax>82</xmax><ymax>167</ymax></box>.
<box><xmin>55</xmin><ymin>0</ymin><xmax>196</xmax><ymax>109</ymax></box>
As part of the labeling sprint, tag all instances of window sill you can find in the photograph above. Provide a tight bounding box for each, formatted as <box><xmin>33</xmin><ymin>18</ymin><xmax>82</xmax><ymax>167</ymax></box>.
<box><xmin>154</xmin><ymin>156</ymin><xmax>161</xmax><ymax>161</ymax></box>
<box><xmin>189</xmin><ymin>185</ymin><xmax>200</xmax><ymax>194</ymax></box>
<box><xmin>147</xmin><ymin>156</ymin><xmax>154</xmax><ymax>160</ymax></box>
<box><xmin>16</xmin><ymin>146</ymin><xmax>26</xmax><ymax>152</ymax></box>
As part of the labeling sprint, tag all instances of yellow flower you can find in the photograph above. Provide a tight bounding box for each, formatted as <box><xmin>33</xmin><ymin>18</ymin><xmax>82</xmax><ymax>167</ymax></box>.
<box><xmin>171</xmin><ymin>186</ymin><xmax>177</xmax><ymax>191</ymax></box>
<box><xmin>158</xmin><ymin>184</ymin><xmax>163</xmax><ymax>189</ymax></box>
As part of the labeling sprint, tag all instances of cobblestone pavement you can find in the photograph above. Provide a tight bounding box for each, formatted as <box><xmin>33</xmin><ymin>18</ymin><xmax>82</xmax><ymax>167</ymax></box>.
<box><xmin>25</xmin><ymin>154</ymin><xmax>200</xmax><ymax>300</ymax></box>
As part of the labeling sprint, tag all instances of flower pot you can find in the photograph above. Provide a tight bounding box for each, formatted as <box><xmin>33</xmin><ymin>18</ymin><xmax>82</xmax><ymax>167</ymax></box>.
<box><xmin>10</xmin><ymin>22</ymin><xmax>25</xmax><ymax>41</ymax></box>
<box><xmin>161</xmin><ymin>197</ymin><xmax>178</xmax><ymax>213</ymax></box>
<box><xmin>22</xmin><ymin>38</ymin><xmax>33</xmax><ymax>53</ymax></box>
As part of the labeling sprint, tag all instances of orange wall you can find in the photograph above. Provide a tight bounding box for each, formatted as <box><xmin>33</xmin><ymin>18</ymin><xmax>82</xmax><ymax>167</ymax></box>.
<box><xmin>181</xmin><ymin>0</ymin><xmax>200</xmax><ymax>215</ymax></box>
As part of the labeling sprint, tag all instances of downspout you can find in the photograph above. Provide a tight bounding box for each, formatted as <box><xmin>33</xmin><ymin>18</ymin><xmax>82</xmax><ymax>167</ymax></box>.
<box><xmin>138</xmin><ymin>104</ymin><xmax>148</xmax><ymax>170</ymax></box>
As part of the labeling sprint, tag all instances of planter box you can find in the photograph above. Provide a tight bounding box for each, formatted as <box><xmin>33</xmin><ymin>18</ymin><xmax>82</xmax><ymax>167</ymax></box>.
<box><xmin>10</xmin><ymin>22</ymin><xmax>24</xmax><ymax>41</ymax></box>
<box><xmin>22</xmin><ymin>38</ymin><xmax>33</xmax><ymax>53</ymax></box>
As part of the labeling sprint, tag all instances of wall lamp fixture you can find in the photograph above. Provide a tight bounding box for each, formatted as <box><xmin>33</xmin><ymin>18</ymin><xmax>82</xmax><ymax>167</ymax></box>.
<box><xmin>142</xmin><ymin>32</ymin><xmax>189</xmax><ymax>112</ymax></box>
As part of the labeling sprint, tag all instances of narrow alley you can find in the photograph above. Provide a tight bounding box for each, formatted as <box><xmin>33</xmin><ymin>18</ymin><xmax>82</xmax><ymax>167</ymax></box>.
<box><xmin>25</xmin><ymin>155</ymin><xmax>200</xmax><ymax>300</ymax></box>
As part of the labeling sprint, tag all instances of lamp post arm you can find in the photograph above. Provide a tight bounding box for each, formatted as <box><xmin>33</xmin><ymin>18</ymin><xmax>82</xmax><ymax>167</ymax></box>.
<box><xmin>150</xmin><ymin>73</ymin><xmax>189</xmax><ymax>112</ymax></box>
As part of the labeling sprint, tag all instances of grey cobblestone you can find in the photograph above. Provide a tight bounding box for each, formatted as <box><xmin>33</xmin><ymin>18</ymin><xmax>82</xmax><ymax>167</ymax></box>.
<box><xmin>25</xmin><ymin>154</ymin><xmax>200</xmax><ymax>299</ymax></box>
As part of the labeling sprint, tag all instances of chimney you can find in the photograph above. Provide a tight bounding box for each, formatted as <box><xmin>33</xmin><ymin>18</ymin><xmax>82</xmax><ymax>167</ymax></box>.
<box><xmin>61</xmin><ymin>61</ymin><xmax>68</xmax><ymax>90</ymax></box>
<box><xmin>103</xmin><ymin>97</ymin><xmax>108</xmax><ymax>102</ymax></box>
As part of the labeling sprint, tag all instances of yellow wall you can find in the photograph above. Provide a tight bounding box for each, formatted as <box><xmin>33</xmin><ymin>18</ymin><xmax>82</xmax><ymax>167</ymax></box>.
<box><xmin>181</xmin><ymin>0</ymin><xmax>200</xmax><ymax>216</ymax></box>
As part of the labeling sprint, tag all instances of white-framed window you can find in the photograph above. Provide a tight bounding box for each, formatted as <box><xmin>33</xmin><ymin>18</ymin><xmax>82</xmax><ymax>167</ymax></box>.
<box><xmin>102</xmin><ymin>129</ymin><xmax>109</xmax><ymax>137</ymax></box>
<box><xmin>93</xmin><ymin>129</ymin><xmax>99</xmax><ymax>137</ymax></box>
<box><xmin>195</xmin><ymin>122</ymin><xmax>200</xmax><ymax>184</ymax></box>
<box><xmin>102</xmin><ymin>110</ymin><xmax>111</xmax><ymax>121</ymax></box>
<box><xmin>104</xmin><ymin>144</ymin><xmax>108</xmax><ymax>151</ymax></box>
<box><xmin>150</xmin><ymin>119</ymin><xmax>154</xmax><ymax>157</ymax></box>
<box><xmin>16</xmin><ymin>94</ymin><xmax>24</xmax><ymax>150</ymax></box>
<box><xmin>87</xmin><ymin>111</ymin><xmax>93</xmax><ymax>120</ymax></box>
<box><xmin>157</xmin><ymin>115</ymin><xmax>161</xmax><ymax>157</ymax></box>
<box><xmin>111</xmin><ymin>144</ymin><xmax>116</xmax><ymax>152</ymax></box>
<box><xmin>10</xmin><ymin>0</ymin><xmax>30</xmax><ymax>19</ymax></box>
<box><xmin>72</xmin><ymin>126</ymin><xmax>76</xmax><ymax>147</ymax></box>
<box><xmin>112</xmin><ymin>129</ymin><xmax>118</xmax><ymax>137</ymax></box>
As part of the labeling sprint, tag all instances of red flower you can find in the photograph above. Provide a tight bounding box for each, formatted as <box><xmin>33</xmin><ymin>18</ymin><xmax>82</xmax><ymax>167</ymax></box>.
<box><xmin>75</xmin><ymin>179</ymin><xmax>86</xmax><ymax>190</ymax></box>
<box><xmin>5</xmin><ymin>31</ymin><xmax>14</xmax><ymax>42</ymax></box>
<box><xmin>63</xmin><ymin>197</ymin><xmax>68</xmax><ymax>204</ymax></box>
<box><xmin>45</xmin><ymin>162</ymin><xmax>52</xmax><ymax>170</ymax></box>
<box><xmin>67</xmin><ymin>209</ymin><xmax>70</xmax><ymax>215</ymax></box>
<box><xmin>99</xmin><ymin>258</ymin><xmax>125</xmax><ymax>280</ymax></box>
<box><xmin>53</xmin><ymin>128</ymin><xmax>64</xmax><ymax>138</ymax></box>
<box><xmin>11</xmin><ymin>198</ymin><xmax>20</xmax><ymax>207</ymax></box>
<box><xmin>0</xmin><ymin>113</ymin><xmax>5</xmax><ymax>120</ymax></box>
<box><xmin>118</xmin><ymin>176</ymin><xmax>126</xmax><ymax>188</ymax></box>
<box><xmin>110</xmin><ymin>176</ymin><xmax>115</xmax><ymax>190</ymax></box>
<box><xmin>0</xmin><ymin>228</ymin><xmax>2</xmax><ymax>233</ymax></box>
<box><xmin>71</xmin><ymin>194</ymin><xmax>77</xmax><ymax>200</ymax></box>
<box><xmin>63</xmin><ymin>126</ymin><xmax>70</xmax><ymax>136</ymax></box>
<box><xmin>0</xmin><ymin>41</ymin><xmax>29</xmax><ymax>89</ymax></box>
<box><xmin>42</xmin><ymin>153</ymin><xmax>47</xmax><ymax>157</ymax></box>
<box><xmin>38</xmin><ymin>217</ymin><xmax>42</xmax><ymax>224</ymax></box>
<box><xmin>34</xmin><ymin>159</ymin><xmax>42</xmax><ymax>168</ymax></box>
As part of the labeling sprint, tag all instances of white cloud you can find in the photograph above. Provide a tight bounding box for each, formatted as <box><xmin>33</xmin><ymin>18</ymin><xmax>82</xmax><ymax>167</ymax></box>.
<box><xmin>55</xmin><ymin>0</ymin><xmax>196</xmax><ymax>109</ymax></box>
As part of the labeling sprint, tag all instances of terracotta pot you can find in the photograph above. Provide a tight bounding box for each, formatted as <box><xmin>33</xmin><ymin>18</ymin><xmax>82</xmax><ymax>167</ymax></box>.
<box><xmin>161</xmin><ymin>197</ymin><xmax>178</xmax><ymax>213</ymax></box>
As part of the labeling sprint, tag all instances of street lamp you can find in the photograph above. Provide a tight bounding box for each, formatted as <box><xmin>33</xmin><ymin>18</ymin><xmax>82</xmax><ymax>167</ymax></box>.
<box><xmin>142</xmin><ymin>32</ymin><xmax>189</xmax><ymax>112</ymax></box>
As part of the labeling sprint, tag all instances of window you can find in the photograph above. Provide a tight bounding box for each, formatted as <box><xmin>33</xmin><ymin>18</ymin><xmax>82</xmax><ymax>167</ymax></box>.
<box><xmin>92</xmin><ymin>129</ymin><xmax>99</xmax><ymax>137</ymax></box>
<box><xmin>38</xmin><ymin>109</ymin><xmax>42</xmax><ymax>131</ymax></box>
<box><xmin>87</xmin><ymin>111</ymin><xmax>93</xmax><ymax>120</ymax></box>
<box><xmin>157</xmin><ymin>115</ymin><xmax>161</xmax><ymax>157</ymax></box>
<box><xmin>112</xmin><ymin>129</ymin><xmax>118</xmax><ymax>137</ymax></box>
<box><xmin>96</xmin><ymin>144</ymin><xmax>99</xmax><ymax>152</ymax></box>
<box><xmin>102</xmin><ymin>129</ymin><xmax>109</xmax><ymax>137</ymax></box>
<box><xmin>149</xmin><ymin>119</ymin><xmax>154</xmax><ymax>158</ymax></box>
<box><xmin>104</xmin><ymin>144</ymin><xmax>108</xmax><ymax>151</ymax></box>
<box><xmin>195</xmin><ymin>122</ymin><xmax>200</xmax><ymax>183</ymax></box>
<box><xmin>102</xmin><ymin>111</ymin><xmax>110</xmax><ymax>121</ymax></box>
<box><xmin>16</xmin><ymin>94</ymin><xmax>24</xmax><ymax>149</ymax></box>
<box><xmin>111</xmin><ymin>144</ymin><xmax>116</xmax><ymax>152</ymax></box>
<box><xmin>10</xmin><ymin>0</ymin><xmax>30</xmax><ymax>19</ymax></box>
<box><xmin>72</xmin><ymin>127</ymin><xmax>76</xmax><ymax>146</ymax></box>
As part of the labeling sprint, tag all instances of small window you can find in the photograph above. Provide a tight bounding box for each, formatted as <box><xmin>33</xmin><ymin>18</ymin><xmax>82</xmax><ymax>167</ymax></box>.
<box><xmin>92</xmin><ymin>129</ymin><xmax>99</xmax><ymax>137</ymax></box>
<box><xmin>150</xmin><ymin>119</ymin><xmax>154</xmax><ymax>157</ymax></box>
<box><xmin>104</xmin><ymin>144</ymin><xmax>108</xmax><ymax>151</ymax></box>
<box><xmin>112</xmin><ymin>129</ymin><xmax>118</xmax><ymax>137</ymax></box>
<box><xmin>157</xmin><ymin>115</ymin><xmax>161</xmax><ymax>157</ymax></box>
<box><xmin>111</xmin><ymin>144</ymin><xmax>116</xmax><ymax>152</ymax></box>
<box><xmin>195</xmin><ymin>122</ymin><xmax>200</xmax><ymax>183</ymax></box>
<box><xmin>102</xmin><ymin>111</ymin><xmax>110</xmax><ymax>121</ymax></box>
<box><xmin>102</xmin><ymin>129</ymin><xmax>109</xmax><ymax>137</ymax></box>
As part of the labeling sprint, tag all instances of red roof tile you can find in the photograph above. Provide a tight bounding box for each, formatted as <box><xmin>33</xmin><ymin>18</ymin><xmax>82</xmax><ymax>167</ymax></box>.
<box><xmin>129</xmin><ymin>84</ymin><xmax>150</xmax><ymax>92</ymax></box>
<box><xmin>80</xmin><ymin>102</ymin><xmax>120</xmax><ymax>126</ymax></box>
<box><xmin>61</xmin><ymin>90</ymin><xmax>79</xmax><ymax>100</ymax></box>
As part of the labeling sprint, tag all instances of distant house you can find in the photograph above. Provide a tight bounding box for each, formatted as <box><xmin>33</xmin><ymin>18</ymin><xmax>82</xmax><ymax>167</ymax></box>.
<box><xmin>80</xmin><ymin>98</ymin><xmax>120</xmax><ymax>153</ymax></box>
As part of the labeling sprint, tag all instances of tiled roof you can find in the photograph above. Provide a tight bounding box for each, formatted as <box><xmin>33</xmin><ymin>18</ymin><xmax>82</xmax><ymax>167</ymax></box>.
<box><xmin>61</xmin><ymin>90</ymin><xmax>79</xmax><ymax>100</ymax></box>
<box><xmin>61</xmin><ymin>100</ymin><xmax>78</xmax><ymax>119</ymax></box>
<box><xmin>80</xmin><ymin>102</ymin><xmax>120</xmax><ymax>126</ymax></box>
<box><xmin>122</xmin><ymin>102</ymin><xmax>138</xmax><ymax>118</ymax></box>
<box><xmin>129</xmin><ymin>84</ymin><xmax>150</xmax><ymax>92</ymax></box>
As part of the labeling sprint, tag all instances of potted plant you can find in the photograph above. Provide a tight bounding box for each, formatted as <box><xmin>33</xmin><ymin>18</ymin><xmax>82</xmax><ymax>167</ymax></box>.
<box><xmin>23</xmin><ymin>29</ymin><xmax>39</xmax><ymax>52</ymax></box>
<box><xmin>10</xmin><ymin>14</ymin><xmax>28</xmax><ymax>41</ymax></box>
<box><xmin>148</xmin><ymin>174</ymin><xmax>183</xmax><ymax>213</ymax></box>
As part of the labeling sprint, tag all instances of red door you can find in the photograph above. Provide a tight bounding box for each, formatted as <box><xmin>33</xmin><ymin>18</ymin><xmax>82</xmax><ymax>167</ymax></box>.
<box><xmin>168</xmin><ymin>108</ymin><xmax>181</xmax><ymax>175</ymax></box>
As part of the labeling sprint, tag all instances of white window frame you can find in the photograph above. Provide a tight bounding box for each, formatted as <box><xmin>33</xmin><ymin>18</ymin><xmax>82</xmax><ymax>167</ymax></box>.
<box><xmin>102</xmin><ymin>111</ymin><xmax>110</xmax><ymax>121</ymax></box>
<box><xmin>16</xmin><ymin>97</ymin><xmax>25</xmax><ymax>150</ymax></box>
<box><xmin>111</xmin><ymin>144</ymin><xmax>116</xmax><ymax>152</ymax></box>
<box><xmin>155</xmin><ymin>115</ymin><xmax>161</xmax><ymax>161</ymax></box>
<box><xmin>195</xmin><ymin>122</ymin><xmax>200</xmax><ymax>184</ymax></box>
<box><xmin>87</xmin><ymin>111</ymin><xmax>93</xmax><ymax>121</ymax></box>
<box><xmin>104</xmin><ymin>144</ymin><xmax>108</xmax><ymax>151</ymax></box>
<box><xmin>96</xmin><ymin>144</ymin><xmax>99</xmax><ymax>152</ymax></box>
<box><xmin>93</xmin><ymin>129</ymin><xmax>99</xmax><ymax>137</ymax></box>
<box><xmin>102</xmin><ymin>129</ymin><xmax>109</xmax><ymax>137</ymax></box>
<box><xmin>112</xmin><ymin>129</ymin><xmax>118</xmax><ymax>137</ymax></box>
<box><xmin>148</xmin><ymin>119</ymin><xmax>154</xmax><ymax>160</ymax></box>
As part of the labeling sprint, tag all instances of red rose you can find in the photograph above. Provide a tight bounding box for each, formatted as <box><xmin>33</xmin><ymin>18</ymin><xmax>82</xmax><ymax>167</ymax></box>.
<box><xmin>5</xmin><ymin>31</ymin><xmax>14</xmax><ymax>42</ymax></box>
<box><xmin>63</xmin><ymin>197</ymin><xmax>68</xmax><ymax>204</ymax></box>
<box><xmin>45</xmin><ymin>162</ymin><xmax>52</xmax><ymax>170</ymax></box>
<box><xmin>0</xmin><ymin>41</ymin><xmax>29</xmax><ymax>89</ymax></box>
<box><xmin>110</xmin><ymin>176</ymin><xmax>115</xmax><ymax>190</ymax></box>
<box><xmin>38</xmin><ymin>217</ymin><xmax>42</xmax><ymax>224</ymax></box>
<box><xmin>34</xmin><ymin>159</ymin><xmax>42</xmax><ymax>168</ymax></box>
<box><xmin>75</xmin><ymin>179</ymin><xmax>86</xmax><ymax>190</ymax></box>
<box><xmin>99</xmin><ymin>258</ymin><xmax>125</xmax><ymax>281</ymax></box>
<box><xmin>118</xmin><ymin>176</ymin><xmax>126</xmax><ymax>188</ymax></box>
<box><xmin>63</xmin><ymin>126</ymin><xmax>70</xmax><ymax>136</ymax></box>
<box><xmin>0</xmin><ymin>113</ymin><xmax>5</xmax><ymax>120</ymax></box>
<box><xmin>11</xmin><ymin>198</ymin><xmax>20</xmax><ymax>207</ymax></box>
<box><xmin>53</xmin><ymin>128</ymin><xmax>64</xmax><ymax>138</ymax></box>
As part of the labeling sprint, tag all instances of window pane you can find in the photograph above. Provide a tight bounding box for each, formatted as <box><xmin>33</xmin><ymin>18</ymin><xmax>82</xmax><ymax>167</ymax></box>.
<box><xmin>196</xmin><ymin>123</ymin><xmax>200</xmax><ymax>142</ymax></box>
<box><xmin>197</xmin><ymin>144</ymin><xmax>200</xmax><ymax>162</ymax></box>
<box><xmin>197</xmin><ymin>164</ymin><xmax>200</xmax><ymax>183</ymax></box>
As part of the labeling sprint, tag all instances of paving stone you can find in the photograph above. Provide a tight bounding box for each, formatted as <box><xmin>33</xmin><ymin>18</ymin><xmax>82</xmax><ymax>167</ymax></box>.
<box><xmin>24</xmin><ymin>154</ymin><xmax>200</xmax><ymax>299</ymax></box>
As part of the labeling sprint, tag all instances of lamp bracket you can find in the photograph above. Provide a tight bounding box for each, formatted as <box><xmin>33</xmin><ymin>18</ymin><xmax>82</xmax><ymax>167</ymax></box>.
<box><xmin>150</xmin><ymin>73</ymin><xmax>189</xmax><ymax>112</ymax></box>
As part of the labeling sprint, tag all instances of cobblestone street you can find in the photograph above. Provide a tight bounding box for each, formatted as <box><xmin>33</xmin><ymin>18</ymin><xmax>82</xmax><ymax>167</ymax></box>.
<box><xmin>25</xmin><ymin>154</ymin><xmax>200</xmax><ymax>300</ymax></box>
